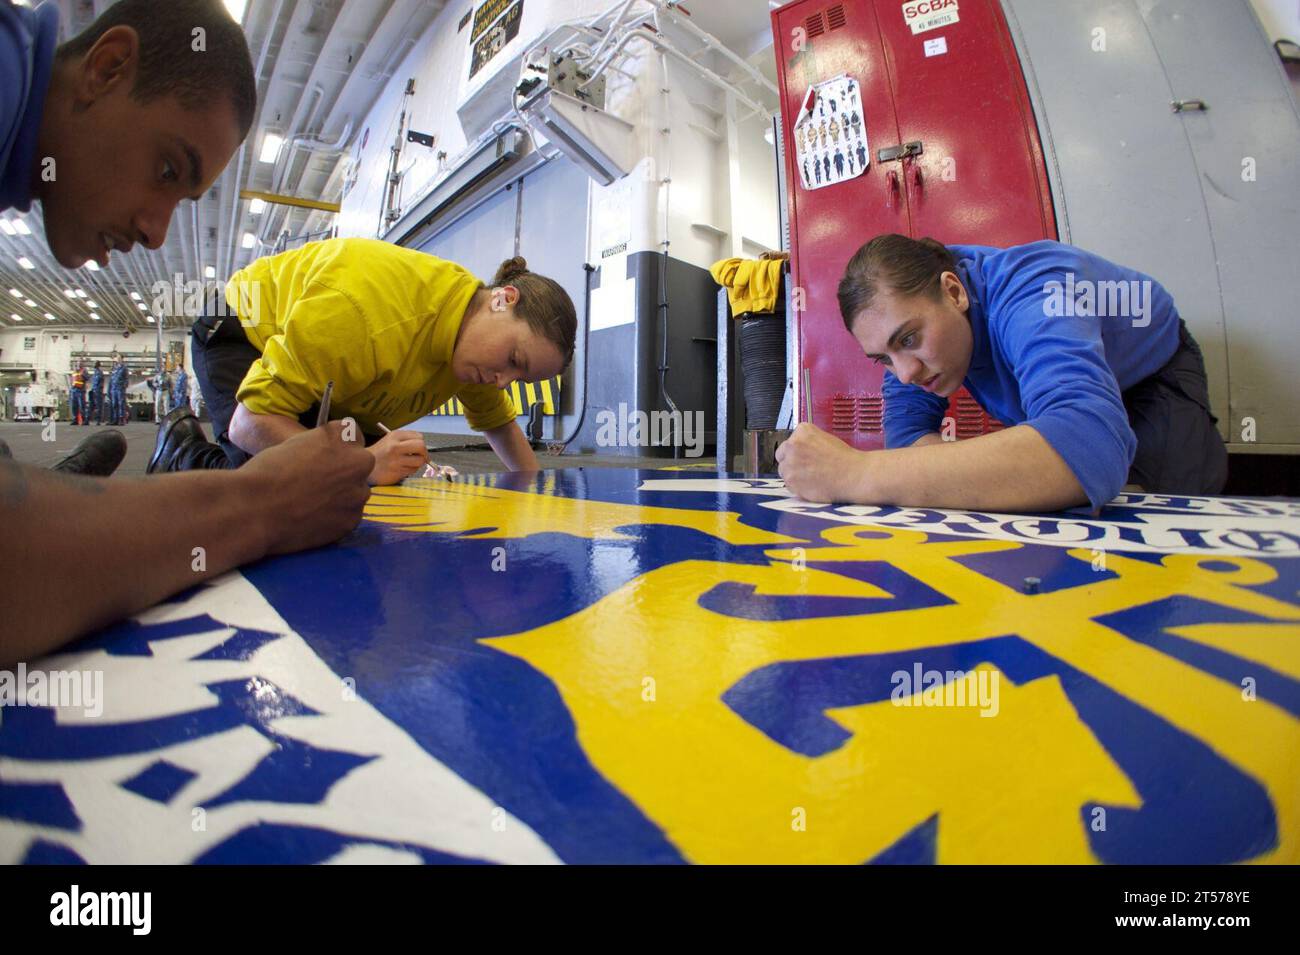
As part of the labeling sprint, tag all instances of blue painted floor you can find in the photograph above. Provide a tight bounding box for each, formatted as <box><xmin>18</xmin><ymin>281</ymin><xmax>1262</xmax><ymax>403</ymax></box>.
<box><xmin>2</xmin><ymin>470</ymin><xmax>1298</xmax><ymax>863</ymax></box>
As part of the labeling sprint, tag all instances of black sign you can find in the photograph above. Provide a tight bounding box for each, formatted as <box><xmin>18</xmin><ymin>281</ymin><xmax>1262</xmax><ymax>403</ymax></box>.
<box><xmin>471</xmin><ymin>0</ymin><xmax>515</xmax><ymax>43</ymax></box>
<box><xmin>469</xmin><ymin>1</ymin><xmax>522</xmax><ymax>80</ymax></box>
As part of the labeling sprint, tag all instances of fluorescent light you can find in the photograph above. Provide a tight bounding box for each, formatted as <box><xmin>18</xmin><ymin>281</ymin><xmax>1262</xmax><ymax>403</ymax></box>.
<box><xmin>146</xmin><ymin>315</ymin><xmax>156</xmax><ymax>324</ymax></box>
<box><xmin>64</xmin><ymin>289</ymin><xmax>76</xmax><ymax>298</ymax></box>
<box><xmin>17</xmin><ymin>257</ymin><xmax>34</xmax><ymax>269</ymax></box>
<box><xmin>0</xmin><ymin>220</ymin><xmax>15</xmax><ymax>236</ymax></box>
<box><xmin>23</xmin><ymin>299</ymin><xmax>35</xmax><ymax>307</ymax></box>
<box><xmin>8</xmin><ymin>289</ymin><xmax>19</xmax><ymax>298</ymax></box>
<box><xmin>90</xmin><ymin>312</ymin><xmax>101</xmax><ymax>321</ymax></box>
<box><xmin>205</xmin><ymin>266</ymin><xmax>216</xmax><ymax>278</ymax></box>
<box><xmin>242</xmin><ymin>232</ymin><xmax>256</xmax><ymax>249</ymax></box>
<box><xmin>13</xmin><ymin>219</ymin><xmax>31</xmax><ymax>235</ymax></box>
<box><xmin>130</xmin><ymin>291</ymin><xmax>142</xmax><ymax>301</ymax></box>
<box><xmin>75</xmin><ymin>289</ymin><xmax>86</xmax><ymax>298</ymax></box>
<box><xmin>86</xmin><ymin>300</ymin><xmax>98</xmax><ymax>308</ymax></box>
<box><xmin>223</xmin><ymin>0</ymin><xmax>248</xmax><ymax>23</ymax></box>
<box><xmin>259</xmin><ymin>133</ymin><xmax>284</xmax><ymax>164</ymax></box>
<box><xmin>86</xmin><ymin>260</ymin><xmax>100</xmax><ymax>271</ymax></box>
<box><xmin>137</xmin><ymin>303</ymin><xmax>147</xmax><ymax>311</ymax></box>
<box><xmin>249</xmin><ymin>198</ymin><xmax>267</xmax><ymax>215</ymax></box>
<box><xmin>44</xmin><ymin>313</ymin><xmax>55</xmax><ymax>321</ymax></box>
<box><xmin>10</xmin><ymin>314</ymin><xmax>21</xmax><ymax>322</ymax></box>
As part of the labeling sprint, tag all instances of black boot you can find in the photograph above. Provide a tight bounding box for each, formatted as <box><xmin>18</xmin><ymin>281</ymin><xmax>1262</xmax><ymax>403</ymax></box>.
<box><xmin>51</xmin><ymin>430</ymin><xmax>128</xmax><ymax>477</ymax></box>
<box><xmin>148</xmin><ymin>408</ymin><xmax>207</xmax><ymax>474</ymax></box>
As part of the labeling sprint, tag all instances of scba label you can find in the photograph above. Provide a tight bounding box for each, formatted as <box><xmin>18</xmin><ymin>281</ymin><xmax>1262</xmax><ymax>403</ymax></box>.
<box><xmin>903</xmin><ymin>0</ymin><xmax>959</xmax><ymax>35</ymax></box>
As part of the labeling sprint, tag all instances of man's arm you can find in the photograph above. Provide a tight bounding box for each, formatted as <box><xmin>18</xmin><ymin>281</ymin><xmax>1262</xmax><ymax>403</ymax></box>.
<box><xmin>0</xmin><ymin>423</ymin><xmax>374</xmax><ymax>666</ymax></box>
<box><xmin>229</xmin><ymin>402</ymin><xmax>308</xmax><ymax>454</ymax></box>
<box><xmin>484</xmin><ymin>420</ymin><xmax>540</xmax><ymax>471</ymax></box>
<box><xmin>858</xmin><ymin>424</ymin><xmax>1087</xmax><ymax>510</ymax></box>
<box><xmin>776</xmin><ymin>421</ymin><xmax>1087</xmax><ymax>512</ymax></box>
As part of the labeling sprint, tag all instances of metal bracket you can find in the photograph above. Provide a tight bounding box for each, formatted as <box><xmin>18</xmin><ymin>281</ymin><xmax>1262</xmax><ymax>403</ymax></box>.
<box><xmin>774</xmin><ymin>380</ymin><xmax>794</xmax><ymax>431</ymax></box>
<box><xmin>1171</xmin><ymin>99</ymin><xmax>1208</xmax><ymax>113</ymax></box>
<box><xmin>528</xmin><ymin>402</ymin><xmax>545</xmax><ymax>443</ymax></box>
<box><xmin>877</xmin><ymin>140</ymin><xmax>924</xmax><ymax>162</ymax></box>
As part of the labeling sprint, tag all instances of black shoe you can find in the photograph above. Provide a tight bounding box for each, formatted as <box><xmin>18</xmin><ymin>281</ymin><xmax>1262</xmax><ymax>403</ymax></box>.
<box><xmin>148</xmin><ymin>408</ymin><xmax>205</xmax><ymax>474</ymax></box>
<box><xmin>0</xmin><ymin>437</ymin><xmax>10</xmax><ymax>459</ymax></box>
<box><xmin>51</xmin><ymin>430</ymin><xmax>128</xmax><ymax>477</ymax></box>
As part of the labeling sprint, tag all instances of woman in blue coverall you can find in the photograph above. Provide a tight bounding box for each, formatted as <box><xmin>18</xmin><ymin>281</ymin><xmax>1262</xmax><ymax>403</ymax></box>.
<box><xmin>776</xmin><ymin>234</ymin><xmax>1227</xmax><ymax>512</ymax></box>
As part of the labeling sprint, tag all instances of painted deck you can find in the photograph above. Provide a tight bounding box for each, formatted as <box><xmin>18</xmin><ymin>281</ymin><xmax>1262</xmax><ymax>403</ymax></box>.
<box><xmin>2</xmin><ymin>470</ymin><xmax>1298</xmax><ymax>864</ymax></box>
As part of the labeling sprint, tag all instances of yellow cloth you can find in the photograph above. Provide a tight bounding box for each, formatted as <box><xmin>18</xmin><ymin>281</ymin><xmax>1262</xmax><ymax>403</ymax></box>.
<box><xmin>709</xmin><ymin>257</ymin><xmax>785</xmax><ymax>314</ymax></box>
<box><xmin>224</xmin><ymin>237</ymin><xmax>515</xmax><ymax>435</ymax></box>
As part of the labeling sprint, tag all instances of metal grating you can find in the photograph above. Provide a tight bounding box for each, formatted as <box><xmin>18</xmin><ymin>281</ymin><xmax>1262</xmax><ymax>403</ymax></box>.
<box><xmin>831</xmin><ymin>395</ymin><xmax>856</xmax><ymax>433</ymax></box>
<box><xmin>830</xmin><ymin>394</ymin><xmax>885</xmax><ymax>434</ymax></box>
<box><xmin>826</xmin><ymin>3</ymin><xmax>847</xmax><ymax>31</ymax></box>
<box><xmin>857</xmin><ymin>395</ymin><xmax>884</xmax><ymax>432</ymax></box>
<box><xmin>951</xmin><ymin>392</ymin><xmax>1006</xmax><ymax>438</ymax></box>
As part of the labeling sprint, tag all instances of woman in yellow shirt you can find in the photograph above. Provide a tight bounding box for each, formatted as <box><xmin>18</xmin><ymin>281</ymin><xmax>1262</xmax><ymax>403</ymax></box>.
<box><xmin>147</xmin><ymin>238</ymin><xmax>576</xmax><ymax>484</ymax></box>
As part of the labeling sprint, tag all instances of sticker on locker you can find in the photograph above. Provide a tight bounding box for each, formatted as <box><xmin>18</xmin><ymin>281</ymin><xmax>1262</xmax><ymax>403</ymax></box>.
<box><xmin>791</xmin><ymin>74</ymin><xmax>868</xmax><ymax>192</ymax></box>
<box><xmin>924</xmin><ymin>36</ymin><xmax>948</xmax><ymax>56</ymax></box>
<box><xmin>903</xmin><ymin>0</ymin><xmax>959</xmax><ymax>35</ymax></box>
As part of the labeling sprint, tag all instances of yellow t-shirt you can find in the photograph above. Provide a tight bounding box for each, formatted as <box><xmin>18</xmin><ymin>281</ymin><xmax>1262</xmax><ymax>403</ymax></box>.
<box><xmin>224</xmin><ymin>237</ymin><xmax>515</xmax><ymax>434</ymax></box>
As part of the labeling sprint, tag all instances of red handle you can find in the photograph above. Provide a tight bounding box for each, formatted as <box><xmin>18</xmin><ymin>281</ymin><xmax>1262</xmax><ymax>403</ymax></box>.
<box><xmin>906</xmin><ymin>158</ymin><xmax>923</xmax><ymax>198</ymax></box>
<box><xmin>886</xmin><ymin>169</ymin><xmax>900</xmax><ymax>210</ymax></box>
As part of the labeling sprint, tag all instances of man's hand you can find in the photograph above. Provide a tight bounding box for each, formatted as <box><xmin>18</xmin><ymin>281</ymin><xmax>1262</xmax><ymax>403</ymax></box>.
<box><xmin>1</xmin><ymin>420</ymin><xmax>379</xmax><ymax>664</ymax></box>
<box><xmin>775</xmin><ymin>422</ymin><xmax>869</xmax><ymax>503</ymax></box>
<box><xmin>366</xmin><ymin>427</ymin><xmax>430</xmax><ymax>485</ymax></box>
<box><xmin>241</xmin><ymin>421</ymin><xmax>376</xmax><ymax>555</ymax></box>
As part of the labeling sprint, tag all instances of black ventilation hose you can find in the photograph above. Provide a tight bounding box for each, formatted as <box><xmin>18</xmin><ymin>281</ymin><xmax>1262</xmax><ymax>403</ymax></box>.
<box><xmin>738</xmin><ymin>315</ymin><xmax>787</xmax><ymax>430</ymax></box>
<box><xmin>657</xmin><ymin>247</ymin><xmax>681</xmax><ymax>459</ymax></box>
<box><xmin>558</xmin><ymin>262</ymin><xmax>595</xmax><ymax>450</ymax></box>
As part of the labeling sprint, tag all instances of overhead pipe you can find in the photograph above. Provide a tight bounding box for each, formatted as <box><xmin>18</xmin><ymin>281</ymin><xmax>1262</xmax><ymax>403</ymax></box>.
<box><xmin>521</xmin><ymin>2</ymin><xmax>644</xmax><ymax>78</ymax></box>
<box><xmin>190</xmin><ymin>203</ymin><xmax>202</xmax><ymax>300</ymax></box>
<box><xmin>263</xmin><ymin>93</ymin><xmax>356</xmax><ymax>246</ymax></box>
<box><xmin>583</xmin><ymin>0</ymin><xmax>651</xmax><ymax>66</ymax></box>
<box><xmin>260</xmin><ymin>82</ymin><xmax>326</xmax><ymax>246</ymax></box>
<box><xmin>219</xmin><ymin>0</ymin><xmax>292</xmax><ymax>283</ymax></box>
<box><xmin>264</xmin><ymin>0</ymin><xmax>435</xmax><ymax>253</ymax></box>
<box><xmin>286</xmin><ymin>0</ymin><xmax>442</xmax><ymax>239</ymax></box>
<box><xmin>578</xmin><ymin>23</ymin><xmax>772</xmax><ymax>120</ymax></box>
<box><xmin>222</xmin><ymin>0</ymin><xmax>296</xmax><ymax>280</ymax></box>
<box><xmin>656</xmin><ymin>3</ymin><xmax>779</xmax><ymax>99</ymax></box>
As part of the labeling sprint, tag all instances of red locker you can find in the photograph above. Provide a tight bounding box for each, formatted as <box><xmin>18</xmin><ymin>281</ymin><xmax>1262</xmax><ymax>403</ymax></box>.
<box><xmin>772</xmin><ymin>0</ymin><xmax>1057</xmax><ymax>448</ymax></box>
